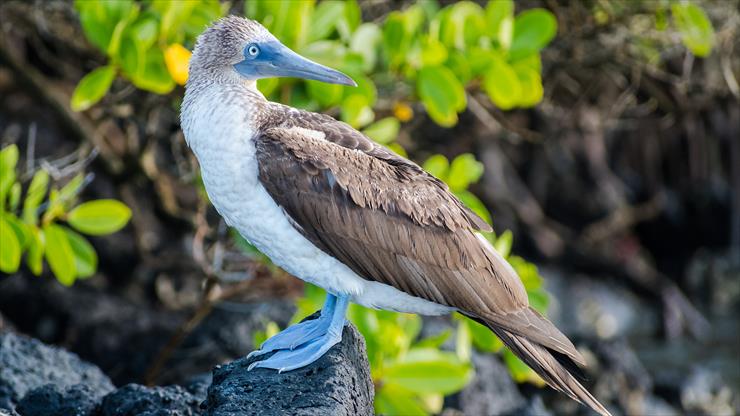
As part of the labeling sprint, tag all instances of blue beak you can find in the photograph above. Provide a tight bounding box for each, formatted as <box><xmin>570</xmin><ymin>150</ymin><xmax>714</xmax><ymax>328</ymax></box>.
<box><xmin>235</xmin><ymin>41</ymin><xmax>356</xmax><ymax>86</ymax></box>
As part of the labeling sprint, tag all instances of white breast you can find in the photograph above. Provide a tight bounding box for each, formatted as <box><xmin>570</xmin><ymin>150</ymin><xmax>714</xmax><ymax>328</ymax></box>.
<box><xmin>181</xmin><ymin>84</ymin><xmax>453</xmax><ymax>316</ymax></box>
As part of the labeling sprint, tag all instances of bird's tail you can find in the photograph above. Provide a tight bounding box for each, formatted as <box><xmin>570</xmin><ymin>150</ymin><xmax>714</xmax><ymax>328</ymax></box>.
<box><xmin>483</xmin><ymin>320</ymin><xmax>612</xmax><ymax>416</ymax></box>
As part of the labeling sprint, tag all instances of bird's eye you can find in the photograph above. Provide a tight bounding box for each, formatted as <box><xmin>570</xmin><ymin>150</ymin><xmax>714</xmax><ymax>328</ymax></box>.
<box><xmin>247</xmin><ymin>44</ymin><xmax>260</xmax><ymax>57</ymax></box>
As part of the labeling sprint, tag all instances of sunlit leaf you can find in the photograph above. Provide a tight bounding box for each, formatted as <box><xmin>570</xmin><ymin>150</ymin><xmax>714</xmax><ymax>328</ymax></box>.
<box><xmin>417</xmin><ymin>65</ymin><xmax>466</xmax><ymax>127</ymax></box>
<box><xmin>486</xmin><ymin>0</ymin><xmax>514</xmax><ymax>50</ymax></box>
<box><xmin>75</xmin><ymin>0</ymin><xmax>135</xmax><ymax>53</ymax></box>
<box><xmin>494</xmin><ymin>230</ymin><xmax>513</xmax><ymax>258</ymax></box>
<box><xmin>671</xmin><ymin>3</ymin><xmax>714</xmax><ymax>57</ymax></box>
<box><xmin>306</xmin><ymin>80</ymin><xmax>344</xmax><ymax>108</ymax></box>
<box><xmin>25</xmin><ymin>226</ymin><xmax>44</xmax><ymax>276</ymax></box>
<box><xmin>71</xmin><ymin>66</ymin><xmax>117</xmax><ymax>111</ymax></box>
<box><xmin>375</xmin><ymin>384</ymin><xmax>427</xmax><ymax>416</ymax></box>
<box><xmin>131</xmin><ymin>48</ymin><xmax>175</xmax><ymax>94</ymax></box>
<box><xmin>422</xmin><ymin>154</ymin><xmax>449</xmax><ymax>180</ymax></box>
<box><xmin>60</xmin><ymin>226</ymin><xmax>97</xmax><ymax>278</ymax></box>
<box><xmin>308</xmin><ymin>0</ymin><xmax>344</xmax><ymax>42</ymax></box>
<box><xmin>0</xmin><ymin>145</ymin><xmax>18</xmax><ymax>211</ymax></box>
<box><xmin>447</xmin><ymin>153</ymin><xmax>484</xmax><ymax>192</ymax></box>
<box><xmin>362</xmin><ymin>117</ymin><xmax>400</xmax><ymax>144</ymax></box>
<box><xmin>21</xmin><ymin>169</ymin><xmax>49</xmax><ymax>224</ymax></box>
<box><xmin>350</xmin><ymin>23</ymin><xmax>382</xmax><ymax>72</ymax></box>
<box><xmin>509</xmin><ymin>8</ymin><xmax>557</xmax><ymax>61</ymax></box>
<box><xmin>341</xmin><ymin>95</ymin><xmax>374</xmax><ymax>128</ymax></box>
<box><xmin>513</xmin><ymin>65</ymin><xmax>544</xmax><ymax>107</ymax></box>
<box><xmin>385</xmin><ymin>349</ymin><xmax>473</xmax><ymax>394</ymax></box>
<box><xmin>456</xmin><ymin>318</ymin><xmax>472</xmax><ymax>362</ymax></box>
<box><xmin>43</xmin><ymin>224</ymin><xmax>76</xmax><ymax>286</ymax></box>
<box><xmin>0</xmin><ymin>217</ymin><xmax>21</xmax><ymax>274</ymax></box>
<box><xmin>5</xmin><ymin>214</ymin><xmax>29</xmax><ymax>250</ymax></box>
<box><xmin>483</xmin><ymin>55</ymin><xmax>522</xmax><ymax>110</ymax></box>
<box><xmin>463</xmin><ymin>315</ymin><xmax>504</xmax><ymax>352</ymax></box>
<box><xmin>67</xmin><ymin>199</ymin><xmax>132</xmax><ymax>236</ymax></box>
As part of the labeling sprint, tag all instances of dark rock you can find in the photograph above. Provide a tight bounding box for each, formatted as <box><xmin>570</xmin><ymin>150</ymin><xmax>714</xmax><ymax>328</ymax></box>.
<box><xmin>16</xmin><ymin>384</ymin><xmax>103</xmax><ymax>416</ymax></box>
<box><xmin>99</xmin><ymin>384</ymin><xmax>202</xmax><ymax>416</ymax></box>
<box><xmin>183</xmin><ymin>373</ymin><xmax>212</xmax><ymax>403</ymax></box>
<box><xmin>0</xmin><ymin>332</ymin><xmax>114</xmax><ymax>411</ymax></box>
<box><xmin>458</xmin><ymin>352</ymin><xmax>527</xmax><ymax>415</ymax></box>
<box><xmin>502</xmin><ymin>395</ymin><xmax>552</xmax><ymax>416</ymax></box>
<box><xmin>203</xmin><ymin>317</ymin><xmax>374</xmax><ymax>416</ymax></box>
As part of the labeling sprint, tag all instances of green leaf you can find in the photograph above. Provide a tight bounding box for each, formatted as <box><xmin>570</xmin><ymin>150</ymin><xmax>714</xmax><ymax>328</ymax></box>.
<box><xmin>486</xmin><ymin>0</ymin><xmax>514</xmax><ymax>50</ymax></box>
<box><xmin>456</xmin><ymin>318</ymin><xmax>472</xmax><ymax>362</ymax></box>
<box><xmin>422</xmin><ymin>154</ymin><xmax>450</xmax><ymax>180</ymax></box>
<box><xmin>26</xmin><ymin>226</ymin><xmax>44</xmax><ymax>276</ymax></box>
<box><xmin>385</xmin><ymin>349</ymin><xmax>473</xmax><ymax>394</ymax></box>
<box><xmin>464</xmin><ymin>315</ymin><xmax>504</xmax><ymax>352</ymax></box>
<box><xmin>512</xmin><ymin>65</ymin><xmax>544</xmax><ymax>107</ymax></box>
<box><xmin>340</xmin><ymin>95</ymin><xmax>374</xmax><ymax>129</ymax></box>
<box><xmin>362</xmin><ymin>117</ymin><xmax>400</xmax><ymax>144</ymax></box>
<box><xmin>308</xmin><ymin>1</ymin><xmax>344</xmax><ymax>42</ymax></box>
<box><xmin>494</xmin><ymin>230</ymin><xmax>513</xmax><ymax>258</ymax></box>
<box><xmin>71</xmin><ymin>65</ymin><xmax>116</xmax><ymax>112</ymax></box>
<box><xmin>375</xmin><ymin>384</ymin><xmax>428</xmax><ymax>416</ymax></box>
<box><xmin>382</xmin><ymin>12</ymin><xmax>409</xmax><ymax>69</ymax></box>
<box><xmin>22</xmin><ymin>169</ymin><xmax>49</xmax><ymax>224</ymax></box>
<box><xmin>0</xmin><ymin>217</ymin><xmax>21</xmax><ymax>274</ymax></box>
<box><xmin>306</xmin><ymin>80</ymin><xmax>344</xmax><ymax>108</ymax></box>
<box><xmin>67</xmin><ymin>199</ymin><xmax>131</xmax><ymax>236</ymax></box>
<box><xmin>509</xmin><ymin>8</ymin><xmax>557</xmax><ymax>61</ymax></box>
<box><xmin>75</xmin><ymin>0</ymin><xmax>135</xmax><ymax>53</ymax></box>
<box><xmin>414</xmin><ymin>329</ymin><xmax>452</xmax><ymax>349</ymax></box>
<box><xmin>671</xmin><ymin>3</ymin><xmax>714</xmax><ymax>57</ymax></box>
<box><xmin>447</xmin><ymin>153</ymin><xmax>484</xmax><ymax>192</ymax></box>
<box><xmin>131</xmin><ymin>48</ymin><xmax>175</xmax><ymax>94</ymax></box>
<box><xmin>350</xmin><ymin>23</ymin><xmax>381</xmax><ymax>72</ymax></box>
<box><xmin>483</xmin><ymin>55</ymin><xmax>522</xmax><ymax>110</ymax></box>
<box><xmin>60</xmin><ymin>226</ymin><xmax>97</xmax><ymax>278</ymax></box>
<box><xmin>58</xmin><ymin>174</ymin><xmax>86</xmax><ymax>210</ymax></box>
<box><xmin>438</xmin><ymin>2</ymin><xmax>486</xmax><ymax>51</ymax></box>
<box><xmin>42</xmin><ymin>224</ymin><xmax>76</xmax><ymax>286</ymax></box>
<box><xmin>5</xmin><ymin>214</ymin><xmax>30</xmax><ymax>249</ymax></box>
<box><xmin>0</xmin><ymin>144</ymin><xmax>19</xmax><ymax>211</ymax></box>
<box><xmin>8</xmin><ymin>182</ymin><xmax>21</xmax><ymax>212</ymax></box>
<box><xmin>417</xmin><ymin>65</ymin><xmax>466</xmax><ymax>127</ymax></box>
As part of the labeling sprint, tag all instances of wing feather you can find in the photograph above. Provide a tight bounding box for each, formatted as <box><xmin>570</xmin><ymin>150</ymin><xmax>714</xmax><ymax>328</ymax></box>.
<box><xmin>253</xmin><ymin>114</ymin><xmax>609</xmax><ymax>415</ymax></box>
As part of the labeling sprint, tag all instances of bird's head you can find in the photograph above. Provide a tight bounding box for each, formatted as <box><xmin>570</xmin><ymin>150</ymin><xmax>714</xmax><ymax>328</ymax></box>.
<box><xmin>189</xmin><ymin>15</ymin><xmax>356</xmax><ymax>87</ymax></box>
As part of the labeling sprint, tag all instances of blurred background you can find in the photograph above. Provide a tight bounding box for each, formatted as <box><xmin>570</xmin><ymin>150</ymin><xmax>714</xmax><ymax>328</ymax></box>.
<box><xmin>0</xmin><ymin>0</ymin><xmax>738</xmax><ymax>415</ymax></box>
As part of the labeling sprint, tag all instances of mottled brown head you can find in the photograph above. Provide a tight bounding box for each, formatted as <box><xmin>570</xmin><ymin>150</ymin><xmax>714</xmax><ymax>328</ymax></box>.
<box><xmin>188</xmin><ymin>15</ymin><xmax>355</xmax><ymax>87</ymax></box>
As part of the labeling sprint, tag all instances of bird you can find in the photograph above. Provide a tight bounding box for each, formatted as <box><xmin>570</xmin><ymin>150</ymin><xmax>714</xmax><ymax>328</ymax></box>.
<box><xmin>181</xmin><ymin>15</ymin><xmax>610</xmax><ymax>416</ymax></box>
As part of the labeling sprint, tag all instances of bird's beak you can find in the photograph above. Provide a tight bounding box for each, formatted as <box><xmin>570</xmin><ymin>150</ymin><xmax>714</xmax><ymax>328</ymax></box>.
<box><xmin>235</xmin><ymin>41</ymin><xmax>357</xmax><ymax>87</ymax></box>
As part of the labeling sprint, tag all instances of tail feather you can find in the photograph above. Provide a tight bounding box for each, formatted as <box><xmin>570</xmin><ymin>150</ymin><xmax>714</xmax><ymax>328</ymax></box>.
<box><xmin>490</xmin><ymin>325</ymin><xmax>612</xmax><ymax>416</ymax></box>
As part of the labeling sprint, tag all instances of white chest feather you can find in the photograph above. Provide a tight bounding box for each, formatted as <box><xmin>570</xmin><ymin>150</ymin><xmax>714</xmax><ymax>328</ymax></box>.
<box><xmin>181</xmin><ymin>84</ymin><xmax>452</xmax><ymax>316</ymax></box>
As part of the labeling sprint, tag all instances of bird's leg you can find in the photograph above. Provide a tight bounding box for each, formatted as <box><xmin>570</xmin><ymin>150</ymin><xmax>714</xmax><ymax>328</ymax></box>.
<box><xmin>247</xmin><ymin>293</ymin><xmax>337</xmax><ymax>359</ymax></box>
<box><xmin>248</xmin><ymin>294</ymin><xmax>349</xmax><ymax>373</ymax></box>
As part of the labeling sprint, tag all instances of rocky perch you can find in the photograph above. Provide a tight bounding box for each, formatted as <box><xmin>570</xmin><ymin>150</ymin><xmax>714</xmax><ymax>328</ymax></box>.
<box><xmin>0</xmin><ymin>317</ymin><xmax>374</xmax><ymax>416</ymax></box>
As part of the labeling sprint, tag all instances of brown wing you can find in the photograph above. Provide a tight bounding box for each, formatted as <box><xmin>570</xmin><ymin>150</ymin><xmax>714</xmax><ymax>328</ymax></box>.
<box><xmin>254</xmin><ymin>119</ymin><xmax>609</xmax><ymax>416</ymax></box>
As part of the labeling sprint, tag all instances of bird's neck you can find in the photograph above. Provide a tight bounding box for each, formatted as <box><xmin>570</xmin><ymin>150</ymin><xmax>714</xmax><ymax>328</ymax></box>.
<box><xmin>181</xmin><ymin>78</ymin><xmax>268</xmax><ymax>155</ymax></box>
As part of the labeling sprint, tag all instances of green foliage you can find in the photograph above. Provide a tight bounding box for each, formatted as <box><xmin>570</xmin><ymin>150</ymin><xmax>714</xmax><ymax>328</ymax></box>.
<box><xmin>72</xmin><ymin>0</ymin><xmax>227</xmax><ymax>110</ymax></box>
<box><xmin>670</xmin><ymin>3</ymin><xmax>714</xmax><ymax>57</ymax></box>
<box><xmin>0</xmin><ymin>144</ymin><xmax>131</xmax><ymax>286</ymax></box>
<box><xmin>592</xmin><ymin>1</ymin><xmax>715</xmax><ymax>59</ymax></box>
<box><xmin>244</xmin><ymin>0</ymin><xmax>556</xmax><ymax>130</ymax></box>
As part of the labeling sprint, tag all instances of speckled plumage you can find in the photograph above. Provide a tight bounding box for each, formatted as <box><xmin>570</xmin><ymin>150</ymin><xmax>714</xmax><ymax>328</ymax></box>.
<box><xmin>181</xmin><ymin>16</ymin><xmax>610</xmax><ymax>416</ymax></box>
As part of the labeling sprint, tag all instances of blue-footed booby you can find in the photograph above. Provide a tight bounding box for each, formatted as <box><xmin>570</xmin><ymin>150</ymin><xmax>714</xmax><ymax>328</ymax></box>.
<box><xmin>181</xmin><ymin>16</ymin><xmax>610</xmax><ymax>416</ymax></box>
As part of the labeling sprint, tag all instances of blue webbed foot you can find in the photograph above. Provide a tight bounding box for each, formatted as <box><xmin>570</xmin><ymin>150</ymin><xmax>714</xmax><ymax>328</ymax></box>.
<box><xmin>248</xmin><ymin>294</ymin><xmax>349</xmax><ymax>372</ymax></box>
<box><xmin>247</xmin><ymin>326</ymin><xmax>344</xmax><ymax>372</ymax></box>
